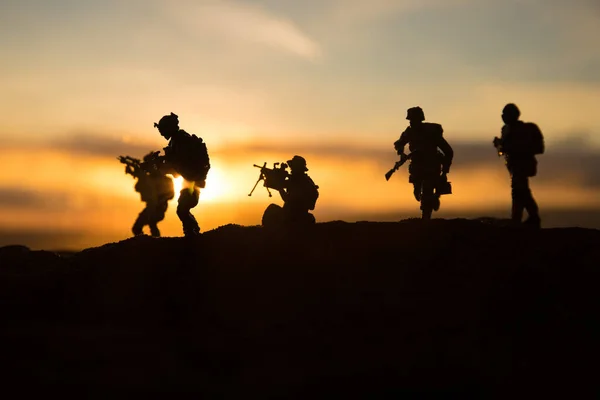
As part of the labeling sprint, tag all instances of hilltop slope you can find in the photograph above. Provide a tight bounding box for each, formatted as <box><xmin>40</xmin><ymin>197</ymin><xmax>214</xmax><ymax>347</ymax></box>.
<box><xmin>0</xmin><ymin>219</ymin><xmax>598</xmax><ymax>397</ymax></box>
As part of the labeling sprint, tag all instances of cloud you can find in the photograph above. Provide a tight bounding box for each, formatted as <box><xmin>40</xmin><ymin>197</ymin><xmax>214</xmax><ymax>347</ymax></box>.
<box><xmin>6</xmin><ymin>127</ymin><xmax>600</xmax><ymax>190</ymax></box>
<box><xmin>49</xmin><ymin>133</ymin><xmax>165</xmax><ymax>160</ymax></box>
<box><xmin>225</xmin><ymin>134</ymin><xmax>600</xmax><ymax>190</ymax></box>
<box><xmin>323</xmin><ymin>0</ymin><xmax>477</xmax><ymax>26</ymax></box>
<box><xmin>2</xmin><ymin>132</ymin><xmax>165</xmax><ymax>160</ymax></box>
<box><xmin>0</xmin><ymin>187</ymin><xmax>70</xmax><ymax>210</ymax></box>
<box><xmin>168</xmin><ymin>0</ymin><xmax>321</xmax><ymax>60</ymax></box>
<box><xmin>6</xmin><ymin>127</ymin><xmax>600</xmax><ymax>192</ymax></box>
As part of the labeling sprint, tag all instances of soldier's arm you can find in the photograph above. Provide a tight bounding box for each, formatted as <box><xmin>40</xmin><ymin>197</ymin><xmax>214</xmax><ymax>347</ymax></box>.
<box><xmin>394</xmin><ymin>128</ymin><xmax>410</xmax><ymax>155</ymax></box>
<box><xmin>279</xmin><ymin>186</ymin><xmax>289</xmax><ymax>202</ymax></box>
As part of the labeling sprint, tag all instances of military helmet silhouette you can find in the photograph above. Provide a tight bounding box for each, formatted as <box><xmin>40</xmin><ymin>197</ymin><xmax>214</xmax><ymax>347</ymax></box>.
<box><xmin>406</xmin><ymin>106</ymin><xmax>425</xmax><ymax>121</ymax></box>
<box><xmin>287</xmin><ymin>155</ymin><xmax>308</xmax><ymax>171</ymax></box>
<box><xmin>502</xmin><ymin>103</ymin><xmax>520</xmax><ymax>119</ymax></box>
<box><xmin>154</xmin><ymin>112</ymin><xmax>179</xmax><ymax>130</ymax></box>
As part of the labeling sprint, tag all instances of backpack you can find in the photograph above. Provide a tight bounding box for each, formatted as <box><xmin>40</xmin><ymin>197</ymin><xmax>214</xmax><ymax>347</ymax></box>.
<box><xmin>502</xmin><ymin>122</ymin><xmax>544</xmax><ymax>156</ymax></box>
<box><xmin>306</xmin><ymin>177</ymin><xmax>319</xmax><ymax>211</ymax></box>
<box><xmin>171</xmin><ymin>132</ymin><xmax>211</xmax><ymax>183</ymax></box>
<box><xmin>525</xmin><ymin>122</ymin><xmax>544</xmax><ymax>155</ymax></box>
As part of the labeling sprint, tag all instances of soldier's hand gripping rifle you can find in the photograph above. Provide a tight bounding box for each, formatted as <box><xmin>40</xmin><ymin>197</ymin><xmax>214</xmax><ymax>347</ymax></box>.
<box><xmin>385</xmin><ymin>152</ymin><xmax>411</xmax><ymax>181</ymax></box>
<box><xmin>248</xmin><ymin>162</ymin><xmax>290</xmax><ymax>197</ymax></box>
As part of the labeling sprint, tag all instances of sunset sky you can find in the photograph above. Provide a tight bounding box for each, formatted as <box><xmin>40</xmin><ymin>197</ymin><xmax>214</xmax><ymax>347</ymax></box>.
<box><xmin>1</xmin><ymin>0</ymin><xmax>599</xmax><ymax>250</ymax></box>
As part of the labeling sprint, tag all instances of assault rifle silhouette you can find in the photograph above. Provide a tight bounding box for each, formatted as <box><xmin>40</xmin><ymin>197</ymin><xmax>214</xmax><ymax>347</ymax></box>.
<box><xmin>384</xmin><ymin>153</ymin><xmax>411</xmax><ymax>181</ymax></box>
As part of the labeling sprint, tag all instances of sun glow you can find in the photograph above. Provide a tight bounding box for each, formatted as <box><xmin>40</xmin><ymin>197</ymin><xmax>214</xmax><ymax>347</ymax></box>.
<box><xmin>168</xmin><ymin>175</ymin><xmax>184</xmax><ymax>200</ymax></box>
<box><xmin>167</xmin><ymin>165</ymin><xmax>234</xmax><ymax>203</ymax></box>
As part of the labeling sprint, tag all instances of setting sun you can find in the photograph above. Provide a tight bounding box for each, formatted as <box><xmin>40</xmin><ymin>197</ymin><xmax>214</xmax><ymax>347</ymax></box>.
<box><xmin>201</xmin><ymin>165</ymin><xmax>235</xmax><ymax>202</ymax></box>
<box><xmin>168</xmin><ymin>166</ymin><xmax>234</xmax><ymax>203</ymax></box>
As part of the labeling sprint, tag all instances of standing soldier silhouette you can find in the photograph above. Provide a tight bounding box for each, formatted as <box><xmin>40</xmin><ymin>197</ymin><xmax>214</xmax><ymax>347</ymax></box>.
<box><xmin>154</xmin><ymin>113</ymin><xmax>211</xmax><ymax>237</ymax></box>
<box><xmin>393</xmin><ymin>106</ymin><xmax>454</xmax><ymax>219</ymax></box>
<box><xmin>119</xmin><ymin>151</ymin><xmax>175</xmax><ymax>237</ymax></box>
<box><xmin>493</xmin><ymin>103</ymin><xmax>544</xmax><ymax>228</ymax></box>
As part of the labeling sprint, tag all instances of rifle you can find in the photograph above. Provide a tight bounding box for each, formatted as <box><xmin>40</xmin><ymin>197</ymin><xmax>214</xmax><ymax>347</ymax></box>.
<box><xmin>248</xmin><ymin>162</ymin><xmax>289</xmax><ymax>197</ymax></box>
<box><xmin>118</xmin><ymin>151</ymin><xmax>165</xmax><ymax>178</ymax></box>
<box><xmin>118</xmin><ymin>155</ymin><xmax>144</xmax><ymax>178</ymax></box>
<box><xmin>385</xmin><ymin>153</ymin><xmax>411</xmax><ymax>181</ymax></box>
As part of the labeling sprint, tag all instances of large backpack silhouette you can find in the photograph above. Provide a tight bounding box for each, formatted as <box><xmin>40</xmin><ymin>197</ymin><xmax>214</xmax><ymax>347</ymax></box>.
<box><xmin>305</xmin><ymin>177</ymin><xmax>319</xmax><ymax>211</ymax></box>
<box><xmin>173</xmin><ymin>132</ymin><xmax>211</xmax><ymax>184</ymax></box>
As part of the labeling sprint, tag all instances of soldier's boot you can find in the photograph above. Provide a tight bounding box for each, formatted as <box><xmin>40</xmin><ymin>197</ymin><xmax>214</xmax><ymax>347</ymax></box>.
<box><xmin>524</xmin><ymin>215</ymin><xmax>541</xmax><ymax>229</ymax></box>
<box><xmin>149</xmin><ymin>224</ymin><xmax>161</xmax><ymax>237</ymax></box>
<box><xmin>511</xmin><ymin>203</ymin><xmax>524</xmax><ymax>224</ymax></box>
<box><xmin>181</xmin><ymin>213</ymin><xmax>201</xmax><ymax>237</ymax></box>
<box><xmin>523</xmin><ymin>195</ymin><xmax>541</xmax><ymax>228</ymax></box>
<box><xmin>131</xmin><ymin>219</ymin><xmax>145</xmax><ymax>236</ymax></box>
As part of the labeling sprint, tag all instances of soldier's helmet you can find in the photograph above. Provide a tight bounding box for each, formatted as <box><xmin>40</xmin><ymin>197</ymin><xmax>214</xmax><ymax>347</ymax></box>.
<box><xmin>287</xmin><ymin>155</ymin><xmax>308</xmax><ymax>172</ymax></box>
<box><xmin>502</xmin><ymin>103</ymin><xmax>520</xmax><ymax>121</ymax></box>
<box><xmin>406</xmin><ymin>106</ymin><xmax>425</xmax><ymax>122</ymax></box>
<box><xmin>153</xmin><ymin>112</ymin><xmax>179</xmax><ymax>132</ymax></box>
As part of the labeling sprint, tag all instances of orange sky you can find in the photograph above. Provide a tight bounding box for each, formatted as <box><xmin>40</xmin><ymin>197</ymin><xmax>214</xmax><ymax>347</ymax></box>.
<box><xmin>1</xmin><ymin>0</ymin><xmax>600</xmax><ymax>249</ymax></box>
<box><xmin>1</xmin><ymin>136</ymin><xmax>599</xmax><ymax>250</ymax></box>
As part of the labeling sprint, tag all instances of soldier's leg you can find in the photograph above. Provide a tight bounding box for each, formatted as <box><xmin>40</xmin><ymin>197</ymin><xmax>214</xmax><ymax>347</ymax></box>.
<box><xmin>176</xmin><ymin>186</ymin><xmax>200</xmax><ymax>236</ymax></box>
<box><xmin>412</xmin><ymin>181</ymin><xmax>421</xmax><ymax>202</ymax></box>
<box><xmin>511</xmin><ymin>174</ymin><xmax>527</xmax><ymax>222</ymax></box>
<box><xmin>522</xmin><ymin>177</ymin><xmax>541</xmax><ymax>226</ymax></box>
<box><xmin>149</xmin><ymin>201</ymin><xmax>169</xmax><ymax>237</ymax></box>
<box><xmin>132</xmin><ymin>204</ymin><xmax>151</xmax><ymax>236</ymax></box>
<box><xmin>420</xmin><ymin>180</ymin><xmax>436</xmax><ymax>210</ymax></box>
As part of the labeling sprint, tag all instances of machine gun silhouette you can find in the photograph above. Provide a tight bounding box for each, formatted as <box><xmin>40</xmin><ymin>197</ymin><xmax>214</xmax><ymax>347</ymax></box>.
<box><xmin>248</xmin><ymin>162</ymin><xmax>290</xmax><ymax>197</ymax></box>
<box><xmin>384</xmin><ymin>152</ymin><xmax>411</xmax><ymax>181</ymax></box>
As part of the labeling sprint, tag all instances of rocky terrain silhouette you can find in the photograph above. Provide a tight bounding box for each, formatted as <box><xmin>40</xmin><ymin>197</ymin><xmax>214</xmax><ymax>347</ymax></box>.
<box><xmin>0</xmin><ymin>218</ymin><xmax>598</xmax><ymax>397</ymax></box>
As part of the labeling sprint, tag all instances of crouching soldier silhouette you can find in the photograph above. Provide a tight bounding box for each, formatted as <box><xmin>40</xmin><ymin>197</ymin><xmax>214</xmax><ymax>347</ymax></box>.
<box><xmin>493</xmin><ymin>103</ymin><xmax>544</xmax><ymax>228</ymax></box>
<box><xmin>250</xmin><ymin>156</ymin><xmax>319</xmax><ymax>230</ymax></box>
<box><xmin>154</xmin><ymin>112</ymin><xmax>211</xmax><ymax>237</ymax></box>
<box><xmin>392</xmin><ymin>106</ymin><xmax>454</xmax><ymax>220</ymax></box>
<box><xmin>118</xmin><ymin>151</ymin><xmax>175</xmax><ymax>237</ymax></box>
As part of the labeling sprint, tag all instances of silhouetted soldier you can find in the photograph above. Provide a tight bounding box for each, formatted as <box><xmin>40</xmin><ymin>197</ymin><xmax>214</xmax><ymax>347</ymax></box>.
<box><xmin>493</xmin><ymin>103</ymin><xmax>544</xmax><ymax>228</ymax></box>
<box><xmin>260</xmin><ymin>155</ymin><xmax>319</xmax><ymax>230</ymax></box>
<box><xmin>154</xmin><ymin>113</ymin><xmax>211</xmax><ymax>237</ymax></box>
<box><xmin>393</xmin><ymin>106</ymin><xmax>453</xmax><ymax>218</ymax></box>
<box><xmin>280</xmin><ymin>156</ymin><xmax>319</xmax><ymax>226</ymax></box>
<box><xmin>119</xmin><ymin>151</ymin><xmax>175</xmax><ymax>237</ymax></box>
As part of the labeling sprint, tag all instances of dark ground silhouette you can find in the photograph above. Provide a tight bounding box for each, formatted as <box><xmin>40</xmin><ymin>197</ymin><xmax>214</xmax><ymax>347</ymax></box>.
<box><xmin>0</xmin><ymin>219</ymin><xmax>598</xmax><ymax>397</ymax></box>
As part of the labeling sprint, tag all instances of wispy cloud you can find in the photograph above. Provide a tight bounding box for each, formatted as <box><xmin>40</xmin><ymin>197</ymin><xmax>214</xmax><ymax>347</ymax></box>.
<box><xmin>223</xmin><ymin>134</ymin><xmax>600</xmax><ymax>190</ymax></box>
<box><xmin>325</xmin><ymin>0</ymin><xmax>475</xmax><ymax>25</ymax></box>
<box><xmin>5</xmin><ymin>129</ymin><xmax>600</xmax><ymax>190</ymax></box>
<box><xmin>167</xmin><ymin>0</ymin><xmax>321</xmax><ymax>60</ymax></box>
<box><xmin>0</xmin><ymin>187</ymin><xmax>70</xmax><ymax>210</ymax></box>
